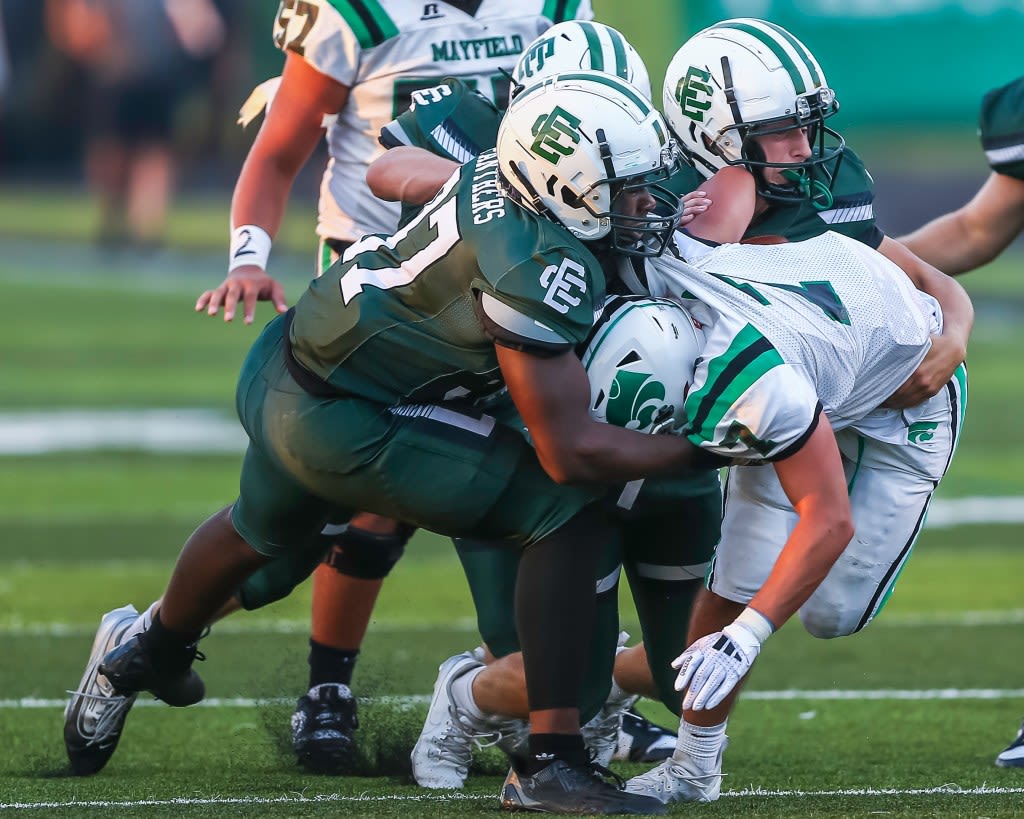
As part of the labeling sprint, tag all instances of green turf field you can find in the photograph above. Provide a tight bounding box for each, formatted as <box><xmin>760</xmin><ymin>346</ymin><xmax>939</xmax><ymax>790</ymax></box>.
<box><xmin>1</xmin><ymin>236</ymin><xmax>1023</xmax><ymax>818</ymax></box>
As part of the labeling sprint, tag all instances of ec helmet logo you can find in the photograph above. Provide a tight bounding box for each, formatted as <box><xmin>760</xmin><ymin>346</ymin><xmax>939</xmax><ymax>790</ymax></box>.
<box><xmin>606</xmin><ymin>370</ymin><xmax>667</xmax><ymax>430</ymax></box>
<box><xmin>518</xmin><ymin>36</ymin><xmax>556</xmax><ymax>79</ymax></box>
<box><xmin>675</xmin><ymin>66</ymin><xmax>713</xmax><ymax>123</ymax></box>
<box><xmin>530</xmin><ymin>106</ymin><xmax>582</xmax><ymax>164</ymax></box>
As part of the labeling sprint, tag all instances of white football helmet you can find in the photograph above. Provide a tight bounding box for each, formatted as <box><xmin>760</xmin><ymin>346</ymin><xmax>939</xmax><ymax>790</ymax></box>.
<box><xmin>663</xmin><ymin>18</ymin><xmax>844</xmax><ymax>207</ymax></box>
<box><xmin>581</xmin><ymin>295</ymin><xmax>704</xmax><ymax>433</ymax></box>
<box><xmin>513</xmin><ymin>21</ymin><xmax>652</xmax><ymax>100</ymax></box>
<box><xmin>495</xmin><ymin>71</ymin><xmax>681</xmax><ymax>256</ymax></box>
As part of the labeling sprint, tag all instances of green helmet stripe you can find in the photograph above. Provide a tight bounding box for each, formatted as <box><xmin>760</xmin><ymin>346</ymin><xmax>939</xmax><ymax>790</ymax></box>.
<box><xmin>578</xmin><ymin>22</ymin><xmax>605</xmax><ymax>72</ymax></box>
<box><xmin>606</xmin><ymin>26</ymin><xmax>630</xmax><ymax>81</ymax></box>
<box><xmin>758</xmin><ymin>20</ymin><xmax>823</xmax><ymax>88</ymax></box>
<box><xmin>716</xmin><ymin>21</ymin><xmax>810</xmax><ymax>95</ymax></box>
<box><xmin>558</xmin><ymin>72</ymin><xmax>651</xmax><ymax>115</ymax></box>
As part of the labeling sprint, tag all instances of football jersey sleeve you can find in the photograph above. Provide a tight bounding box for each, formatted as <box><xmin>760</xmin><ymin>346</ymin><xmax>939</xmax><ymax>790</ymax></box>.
<box><xmin>272</xmin><ymin>0</ymin><xmax>364</xmax><ymax>88</ymax></box>
<box><xmin>683</xmin><ymin>322</ymin><xmax>822</xmax><ymax>463</ymax></box>
<box><xmin>747</xmin><ymin>148</ymin><xmax>882</xmax><ymax>249</ymax></box>
<box><xmin>475</xmin><ymin>242</ymin><xmax>605</xmax><ymax>355</ymax></box>
<box><xmin>979</xmin><ymin>75</ymin><xmax>1024</xmax><ymax>181</ymax></box>
<box><xmin>379</xmin><ymin>78</ymin><xmax>502</xmax><ymax>162</ymax></box>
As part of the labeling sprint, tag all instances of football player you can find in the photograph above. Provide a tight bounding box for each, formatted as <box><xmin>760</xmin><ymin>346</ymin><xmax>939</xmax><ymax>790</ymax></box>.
<box><xmin>622</xmin><ymin>19</ymin><xmax>970</xmax><ymax>803</ymax></box>
<box><xmin>68</xmin><ymin>72</ymin><xmax>705</xmax><ymax>816</ymax></box>
<box><xmin>63</xmin><ymin>0</ymin><xmax>595</xmax><ymax>778</ymax></box>
<box><xmin>898</xmin><ymin>74</ymin><xmax>1024</xmax><ymax>769</ymax></box>
<box><xmin>372</xmin><ymin>17</ymin><xmax>972</xmax><ymax>790</ymax></box>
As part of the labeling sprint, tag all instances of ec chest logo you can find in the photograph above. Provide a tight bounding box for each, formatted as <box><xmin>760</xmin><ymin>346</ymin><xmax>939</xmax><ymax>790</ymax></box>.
<box><xmin>540</xmin><ymin>258</ymin><xmax>587</xmax><ymax>314</ymax></box>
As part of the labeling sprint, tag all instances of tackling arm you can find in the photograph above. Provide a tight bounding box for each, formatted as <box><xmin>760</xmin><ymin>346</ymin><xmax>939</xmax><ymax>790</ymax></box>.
<box><xmin>495</xmin><ymin>345</ymin><xmax>697</xmax><ymax>485</ymax></box>
<box><xmin>877</xmin><ymin>236</ymin><xmax>974</xmax><ymax>408</ymax></box>
<box><xmin>196</xmin><ymin>52</ymin><xmax>350</xmax><ymax>324</ymax></box>
<box><xmin>366</xmin><ymin>147</ymin><xmax>459</xmax><ymax>205</ymax></box>
<box><xmin>898</xmin><ymin>172</ymin><xmax>1024</xmax><ymax>275</ymax></box>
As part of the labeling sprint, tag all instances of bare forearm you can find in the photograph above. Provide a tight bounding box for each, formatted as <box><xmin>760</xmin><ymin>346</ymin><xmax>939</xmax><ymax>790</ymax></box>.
<box><xmin>230</xmin><ymin>152</ymin><xmax>301</xmax><ymax>236</ymax></box>
<box><xmin>533</xmin><ymin>420</ymin><xmax>697</xmax><ymax>485</ymax></box>
<box><xmin>898</xmin><ymin>213</ymin><xmax>979</xmax><ymax>275</ymax></box>
<box><xmin>748</xmin><ymin>514</ymin><xmax>852</xmax><ymax>627</ymax></box>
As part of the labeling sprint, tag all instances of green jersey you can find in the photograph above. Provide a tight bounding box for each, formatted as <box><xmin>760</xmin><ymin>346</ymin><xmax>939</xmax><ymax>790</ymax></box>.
<box><xmin>290</xmin><ymin>148</ymin><xmax>606</xmax><ymax>407</ymax></box>
<box><xmin>666</xmin><ymin>147</ymin><xmax>883</xmax><ymax>248</ymax></box>
<box><xmin>979</xmin><ymin>75</ymin><xmax>1024</xmax><ymax>180</ymax></box>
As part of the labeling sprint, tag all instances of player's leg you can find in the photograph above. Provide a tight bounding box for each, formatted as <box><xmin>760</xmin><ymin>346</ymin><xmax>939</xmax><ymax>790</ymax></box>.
<box><xmin>626</xmin><ymin>465</ymin><xmax>787</xmax><ymax>804</ymax></box>
<box><xmin>798</xmin><ymin>368</ymin><xmax>966</xmax><ymax>637</ymax></box>
<box><xmin>614</xmin><ymin>480</ymin><xmax>721</xmax><ymax>765</ymax></box>
<box><xmin>292</xmin><ymin>513</ymin><xmax>414</xmax><ymax>773</ymax></box>
<box><xmin>412</xmin><ymin>526</ymin><xmax>624</xmax><ymax>786</ymax></box>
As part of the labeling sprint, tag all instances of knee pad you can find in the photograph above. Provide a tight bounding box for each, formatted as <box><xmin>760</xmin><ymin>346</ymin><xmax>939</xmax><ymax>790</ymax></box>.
<box><xmin>323</xmin><ymin>524</ymin><xmax>414</xmax><ymax>580</ymax></box>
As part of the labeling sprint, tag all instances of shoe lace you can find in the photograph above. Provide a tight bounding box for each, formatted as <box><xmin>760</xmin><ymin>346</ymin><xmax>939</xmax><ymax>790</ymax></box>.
<box><xmin>585</xmin><ymin>755</ymin><xmax>627</xmax><ymax>790</ymax></box>
<box><xmin>432</xmin><ymin>703</ymin><xmax>503</xmax><ymax>770</ymax></box>
<box><xmin>65</xmin><ymin>688</ymin><xmax>134</xmax><ymax>746</ymax></box>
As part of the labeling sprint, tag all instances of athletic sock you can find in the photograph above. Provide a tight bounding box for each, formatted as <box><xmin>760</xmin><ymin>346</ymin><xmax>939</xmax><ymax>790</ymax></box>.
<box><xmin>674</xmin><ymin>718</ymin><xmax>727</xmax><ymax>768</ymax></box>
<box><xmin>308</xmin><ymin>639</ymin><xmax>359</xmax><ymax>688</ymax></box>
<box><xmin>524</xmin><ymin>733</ymin><xmax>588</xmax><ymax>773</ymax></box>
<box><xmin>449</xmin><ymin>664</ymin><xmax>488</xmax><ymax>721</ymax></box>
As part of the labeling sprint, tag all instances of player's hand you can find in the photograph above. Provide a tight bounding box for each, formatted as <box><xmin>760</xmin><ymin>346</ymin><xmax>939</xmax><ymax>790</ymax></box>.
<box><xmin>678</xmin><ymin>190</ymin><xmax>711</xmax><ymax>228</ymax></box>
<box><xmin>195</xmin><ymin>265</ymin><xmax>289</xmax><ymax>325</ymax></box>
<box><xmin>882</xmin><ymin>333</ymin><xmax>964</xmax><ymax>408</ymax></box>
<box><xmin>672</xmin><ymin>620</ymin><xmax>762</xmax><ymax>710</ymax></box>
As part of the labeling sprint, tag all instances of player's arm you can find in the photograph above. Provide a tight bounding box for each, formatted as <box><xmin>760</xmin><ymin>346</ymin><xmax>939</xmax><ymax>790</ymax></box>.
<box><xmin>196</xmin><ymin>51</ymin><xmax>350</xmax><ymax>324</ymax></box>
<box><xmin>898</xmin><ymin>172</ymin><xmax>1024</xmax><ymax>275</ymax></box>
<box><xmin>682</xmin><ymin>165</ymin><xmax>756</xmax><ymax>244</ymax></box>
<box><xmin>751</xmin><ymin>415</ymin><xmax>854</xmax><ymax>625</ymax></box>
<box><xmin>673</xmin><ymin>415</ymin><xmax>853</xmax><ymax>711</ymax></box>
<box><xmin>877</xmin><ymin>236</ymin><xmax>974</xmax><ymax>408</ymax></box>
<box><xmin>366</xmin><ymin>147</ymin><xmax>459</xmax><ymax>205</ymax></box>
<box><xmin>495</xmin><ymin>345</ymin><xmax>698</xmax><ymax>484</ymax></box>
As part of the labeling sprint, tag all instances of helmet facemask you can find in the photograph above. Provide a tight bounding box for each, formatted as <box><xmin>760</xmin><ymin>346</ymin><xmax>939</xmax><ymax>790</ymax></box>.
<box><xmin>726</xmin><ymin>86</ymin><xmax>845</xmax><ymax>209</ymax></box>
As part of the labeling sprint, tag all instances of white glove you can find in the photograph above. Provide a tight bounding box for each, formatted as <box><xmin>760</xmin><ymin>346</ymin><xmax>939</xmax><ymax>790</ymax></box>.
<box><xmin>672</xmin><ymin>608</ymin><xmax>774</xmax><ymax>711</ymax></box>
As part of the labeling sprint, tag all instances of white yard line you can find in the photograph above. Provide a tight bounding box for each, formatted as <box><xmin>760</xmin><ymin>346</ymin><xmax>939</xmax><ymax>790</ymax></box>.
<box><xmin>4</xmin><ymin>784</ymin><xmax>1024</xmax><ymax>810</ymax></box>
<box><xmin>6</xmin><ymin>688</ymin><xmax>1024</xmax><ymax>711</ymax></box>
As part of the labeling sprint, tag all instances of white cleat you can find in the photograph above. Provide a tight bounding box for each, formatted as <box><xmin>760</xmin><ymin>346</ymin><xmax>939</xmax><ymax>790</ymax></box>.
<box><xmin>63</xmin><ymin>604</ymin><xmax>141</xmax><ymax>776</ymax></box>
<box><xmin>411</xmin><ymin>652</ymin><xmax>490</xmax><ymax>788</ymax></box>
<box><xmin>582</xmin><ymin>695</ymin><xmax>637</xmax><ymax>768</ymax></box>
<box><xmin>624</xmin><ymin>752</ymin><xmax>724</xmax><ymax>804</ymax></box>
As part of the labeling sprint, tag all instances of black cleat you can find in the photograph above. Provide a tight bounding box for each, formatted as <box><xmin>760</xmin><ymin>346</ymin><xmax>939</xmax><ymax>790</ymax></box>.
<box><xmin>996</xmin><ymin>719</ymin><xmax>1024</xmax><ymax>768</ymax></box>
<box><xmin>613</xmin><ymin>708</ymin><xmax>677</xmax><ymax>763</ymax></box>
<box><xmin>291</xmin><ymin>683</ymin><xmax>359</xmax><ymax>774</ymax></box>
<box><xmin>99</xmin><ymin>634</ymin><xmax>205</xmax><ymax>707</ymax></box>
<box><xmin>500</xmin><ymin>758</ymin><xmax>667</xmax><ymax>815</ymax></box>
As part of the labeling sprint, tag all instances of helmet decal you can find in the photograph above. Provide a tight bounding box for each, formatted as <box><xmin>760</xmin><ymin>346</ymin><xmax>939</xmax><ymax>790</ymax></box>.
<box><xmin>675</xmin><ymin>66</ymin><xmax>714</xmax><ymax>123</ymax></box>
<box><xmin>530</xmin><ymin>107</ymin><xmax>582</xmax><ymax>164</ymax></box>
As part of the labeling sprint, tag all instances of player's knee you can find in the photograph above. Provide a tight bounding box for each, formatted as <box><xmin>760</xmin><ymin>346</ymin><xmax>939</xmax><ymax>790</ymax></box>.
<box><xmin>798</xmin><ymin>602</ymin><xmax>864</xmax><ymax>639</ymax></box>
<box><xmin>323</xmin><ymin>523</ymin><xmax>413</xmax><ymax>579</ymax></box>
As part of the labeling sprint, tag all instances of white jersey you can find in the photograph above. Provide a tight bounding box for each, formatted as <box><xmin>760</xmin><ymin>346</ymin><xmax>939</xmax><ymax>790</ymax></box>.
<box><xmin>271</xmin><ymin>0</ymin><xmax>593</xmax><ymax>243</ymax></box>
<box><xmin>645</xmin><ymin>232</ymin><xmax>941</xmax><ymax>462</ymax></box>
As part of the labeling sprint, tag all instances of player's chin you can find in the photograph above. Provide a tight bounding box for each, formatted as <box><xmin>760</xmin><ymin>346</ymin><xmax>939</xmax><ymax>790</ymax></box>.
<box><xmin>740</xmin><ymin>234</ymin><xmax>789</xmax><ymax>245</ymax></box>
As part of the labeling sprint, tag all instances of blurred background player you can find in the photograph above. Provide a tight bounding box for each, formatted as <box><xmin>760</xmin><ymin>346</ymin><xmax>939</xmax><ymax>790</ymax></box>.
<box><xmin>899</xmin><ymin>75</ymin><xmax>1024</xmax><ymax>277</ymax></box>
<box><xmin>44</xmin><ymin>0</ymin><xmax>224</xmax><ymax>250</ymax></box>
<box><xmin>898</xmin><ymin>74</ymin><xmax>1024</xmax><ymax>768</ymax></box>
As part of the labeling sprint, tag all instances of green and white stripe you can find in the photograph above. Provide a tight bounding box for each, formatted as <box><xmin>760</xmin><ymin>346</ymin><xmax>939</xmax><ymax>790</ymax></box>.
<box><xmin>713</xmin><ymin>18</ymin><xmax>825</xmax><ymax>94</ymax></box>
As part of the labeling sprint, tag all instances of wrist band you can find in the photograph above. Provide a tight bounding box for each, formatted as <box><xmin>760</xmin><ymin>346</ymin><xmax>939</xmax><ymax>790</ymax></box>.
<box><xmin>735</xmin><ymin>606</ymin><xmax>775</xmax><ymax>644</ymax></box>
<box><xmin>228</xmin><ymin>224</ymin><xmax>272</xmax><ymax>272</ymax></box>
